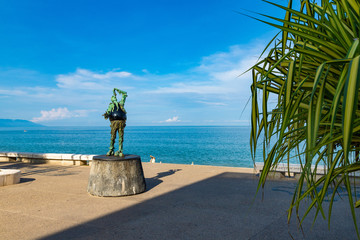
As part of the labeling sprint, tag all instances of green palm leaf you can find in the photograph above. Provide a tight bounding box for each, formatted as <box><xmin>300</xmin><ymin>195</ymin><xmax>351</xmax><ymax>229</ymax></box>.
<box><xmin>247</xmin><ymin>0</ymin><xmax>360</xmax><ymax>237</ymax></box>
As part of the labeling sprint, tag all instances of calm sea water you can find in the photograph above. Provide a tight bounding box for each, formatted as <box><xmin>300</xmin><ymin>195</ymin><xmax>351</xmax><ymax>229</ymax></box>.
<box><xmin>0</xmin><ymin>126</ymin><xmax>263</xmax><ymax>168</ymax></box>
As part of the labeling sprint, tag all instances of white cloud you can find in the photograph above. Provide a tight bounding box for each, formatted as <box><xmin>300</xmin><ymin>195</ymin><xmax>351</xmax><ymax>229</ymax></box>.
<box><xmin>151</xmin><ymin>83</ymin><xmax>233</xmax><ymax>95</ymax></box>
<box><xmin>160</xmin><ymin>116</ymin><xmax>181</xmax><ymax>123</ymax></box>
<box><xmin>147</xmin><ymin>41</ymin><xmax>265</xmax><ymax>96</ymax></box>
<box><xmin>56</xmin><ymin>68</ymin><xmax>135</xmax><ymax>90</ymax></box>
<box><xmin>197</xmin><ymin>101</ymin><xmax>226</xmax><ymax>106</ymax></box>
<box><xmin>32</xmin><ymin>107</ymin><xmax>71</xmax><ymax>122</ymax></box>
<box><xmin>31</xmin><ymin>107</ymin><xmax>95</xmax><ymax>122</ymax></box>
<box><xmin>0</xmin><ymin>89</ymin><xmax>27</xmax><ymax>96</ymax></box>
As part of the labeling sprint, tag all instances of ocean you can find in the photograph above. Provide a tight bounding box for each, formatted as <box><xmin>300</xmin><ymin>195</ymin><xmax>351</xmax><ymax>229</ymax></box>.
<box><xmin>0</xmin><ymin>126</ymin><xmax>263</xmax><ymax>168</ymax></box>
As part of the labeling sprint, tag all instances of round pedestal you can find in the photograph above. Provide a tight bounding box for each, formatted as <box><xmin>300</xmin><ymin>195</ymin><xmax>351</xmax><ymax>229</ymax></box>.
<box><xmin>87</xmin><ymin>155</ymin><xmax>146</xmax><ymax>197</ymax></box>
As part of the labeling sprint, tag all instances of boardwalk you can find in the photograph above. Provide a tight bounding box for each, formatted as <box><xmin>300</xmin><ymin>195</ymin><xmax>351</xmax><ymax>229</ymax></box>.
<box><xmin>0</xmin><ymin>160</ymin><xmax>358</xmax><ymax>239</ymax></box>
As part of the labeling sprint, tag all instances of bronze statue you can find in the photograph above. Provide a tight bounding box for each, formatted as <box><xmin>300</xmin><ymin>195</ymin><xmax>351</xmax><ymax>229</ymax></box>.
<box><xmin>103</xmin><ymin>88</ymin><xmax>127</xmax><ymax>157</ymax></box>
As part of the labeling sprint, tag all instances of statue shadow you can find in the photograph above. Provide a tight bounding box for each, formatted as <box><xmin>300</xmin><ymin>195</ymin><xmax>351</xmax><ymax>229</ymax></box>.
<box><xmin>145</xmin><ymin>169</ymin><xmax>181</xmax><ymax>191</ymax></box>
<box><xmin>20</xmin><ymin>178</ymin><xmax>36</xmax><ymax>183</ymax></box>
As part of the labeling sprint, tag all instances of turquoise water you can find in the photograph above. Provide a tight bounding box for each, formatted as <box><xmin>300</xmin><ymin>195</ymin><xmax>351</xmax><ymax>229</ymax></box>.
<box><xmin>0</xmin><ymin>126</ymin><xmax>262</xmax><ymax>168</ymax></box>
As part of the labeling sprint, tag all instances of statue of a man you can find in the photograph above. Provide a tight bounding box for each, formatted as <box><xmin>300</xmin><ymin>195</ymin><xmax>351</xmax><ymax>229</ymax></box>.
<box><xmin>103</xmin><ymin>88</ymin><xmax>128</xmax><ymax>157</ymax></box>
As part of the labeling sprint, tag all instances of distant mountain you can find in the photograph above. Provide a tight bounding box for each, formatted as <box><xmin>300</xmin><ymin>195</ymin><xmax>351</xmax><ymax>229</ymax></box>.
<box><xmin>0</xmin><ymin>119</ymin><xmax>44</xmax><ymax>127</ymax></box>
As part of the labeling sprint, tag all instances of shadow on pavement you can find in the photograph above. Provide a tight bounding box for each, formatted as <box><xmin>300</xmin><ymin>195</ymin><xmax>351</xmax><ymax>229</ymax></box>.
<box><xmin>40</xmin><ymin>172</ymin><xmax>360</xmax><ymax>240</ymax></box>
<box><xmin>146</xmin><ymin>169</ymin><xmax>182</xmax><ymax>191</ymax></box>
<box><xmin>0</xmin><ymin>161</ymin><xmax>80</xmax><ymax>176</ymax></box>
<box><xmin>19</xmin><ymin>177</ymin><xmax>36</xmax><ymax>183</ymax></box>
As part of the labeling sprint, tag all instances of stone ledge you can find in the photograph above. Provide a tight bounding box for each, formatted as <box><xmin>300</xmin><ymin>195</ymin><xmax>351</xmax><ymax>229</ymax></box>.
<box><xmin>0</xmin><ymin>169</ymin><xmax>21</xmax><ymax>186</ymax></box>
<box><xmin>255</xmin><ymin>162</ymin><xmax>360</xmax><ymax>179</ymax></box>
<box><xmin>0</xmin><ymin>152</ymin><xmax>95</xmax><ymax>166</ymax></box>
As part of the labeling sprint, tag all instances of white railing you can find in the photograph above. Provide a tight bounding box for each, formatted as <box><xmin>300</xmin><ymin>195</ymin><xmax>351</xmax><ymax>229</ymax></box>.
<box><xmin>255</xmin><ymin>162</ymin><xmax>360</xmax><ymax>177</ymax></box>
<box><xmin>0</xmin><ymin>151</ymin><xmax>95</xmax><ymax>166</ymax></box>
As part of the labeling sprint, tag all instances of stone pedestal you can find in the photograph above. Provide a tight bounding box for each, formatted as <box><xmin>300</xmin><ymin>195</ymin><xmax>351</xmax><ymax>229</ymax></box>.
<box><xmin>87</xmin><ymin>155</ymin><xmax>146</xmax><ymax>197</ymax></box>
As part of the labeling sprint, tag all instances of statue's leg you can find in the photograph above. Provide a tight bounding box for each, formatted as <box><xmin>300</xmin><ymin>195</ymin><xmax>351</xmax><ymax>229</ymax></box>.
<box><xmin>107</xmin><ymin>121</ymin><xmax>117</xmax><ymax>156</ymax></box>
<box><xmin>115</xmin><ymin>121</ymin><xmax>126</xmax><ymax>157</ymax></box>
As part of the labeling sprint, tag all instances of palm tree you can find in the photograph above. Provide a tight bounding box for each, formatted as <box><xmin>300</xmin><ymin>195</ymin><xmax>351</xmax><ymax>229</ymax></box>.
<box><xmin>249</xmin><ymin>0</ymin><xmax>360</xmax><ymax>236</ymax></box>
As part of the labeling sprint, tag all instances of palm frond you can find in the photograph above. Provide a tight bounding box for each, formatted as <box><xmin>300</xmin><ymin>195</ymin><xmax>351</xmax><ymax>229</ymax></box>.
<box><xmin>248</xmin><ymin>0</ymin><xmax>360</xmax><ymax>236</ymax></box>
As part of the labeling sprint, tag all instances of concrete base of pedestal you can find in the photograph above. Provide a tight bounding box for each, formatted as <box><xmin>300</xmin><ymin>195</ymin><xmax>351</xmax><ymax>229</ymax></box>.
<box><xmin>87</xmin><ymin>155</ymin><xmax>146</xmax><ymax>197</ymax></box>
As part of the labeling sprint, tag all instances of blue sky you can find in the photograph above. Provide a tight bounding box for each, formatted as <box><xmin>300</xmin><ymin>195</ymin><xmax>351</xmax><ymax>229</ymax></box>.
<box><xmin>0</xmin><ymin>0</ymin><xmax>288</xmax><ymax>126</ymax></box>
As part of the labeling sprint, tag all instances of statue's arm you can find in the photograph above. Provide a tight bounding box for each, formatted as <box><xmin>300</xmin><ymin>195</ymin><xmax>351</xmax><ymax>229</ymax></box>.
<box><xmin>114</xmin><ymin>88</ymin><xmax>127</xmax><ymax>96</ymax></box>
<box><xmin>107</xmin><ymin>103</ymin><xmax>114</xmax><ymax>113</ymax></box>
<box><xmin>103</xmin><ymin>103</ymin><xmax>114</xmax><ymax>119</ymax></box>
<box><xmin>113</xmin><ymin>88</ymin><xmax>128</xmax><ymax>107</ymax></box>
<box><xmin>121</xmin><ymin>92</ymin><xmax>127</xmax><ymax>104</ymax></box>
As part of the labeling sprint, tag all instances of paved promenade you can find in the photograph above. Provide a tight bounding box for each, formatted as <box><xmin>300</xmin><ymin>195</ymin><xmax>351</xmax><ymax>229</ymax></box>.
<box><xmin>0</xmin><ymin>160</ymin><xmax>359</xmax><ymax>239</ymax></box>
